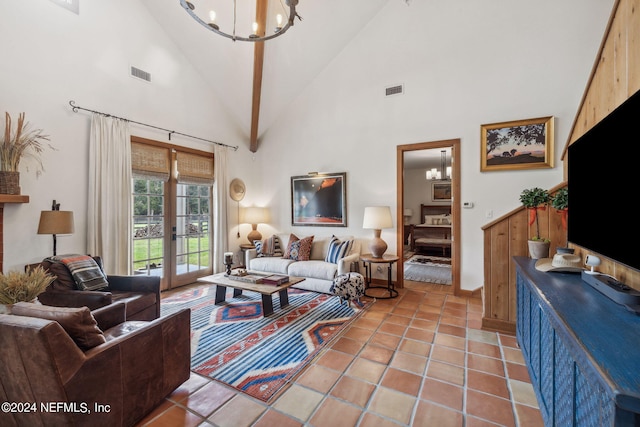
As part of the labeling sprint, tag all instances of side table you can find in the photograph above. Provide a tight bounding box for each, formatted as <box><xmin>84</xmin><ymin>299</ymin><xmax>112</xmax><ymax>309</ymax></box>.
<box><xmin>238</xmin><ymin>244</ymin><xmax>255</xmax><ymax>269</ymax></box>
<box><xmin>361</xmin><ymin>254</ymin><xmax>399</xmax><ymax>299</ymax></box>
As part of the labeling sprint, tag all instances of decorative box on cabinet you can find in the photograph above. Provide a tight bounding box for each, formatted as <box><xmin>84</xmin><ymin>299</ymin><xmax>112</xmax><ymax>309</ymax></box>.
<box><xmin>514</xmin><ymin>257</ymin><xmax>640</xmax><ymax>427</ymax></box>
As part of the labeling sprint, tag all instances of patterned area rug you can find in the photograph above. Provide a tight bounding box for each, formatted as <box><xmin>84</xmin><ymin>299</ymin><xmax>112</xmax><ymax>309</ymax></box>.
<box><xmin>404</xmin><ymin>254</ymin><xmax>452</xmax><ymax>284</ymax></box>
<box><xmin>161</xmin><ymin>285</ymin><xmax>367</xmax><ymax>402</ymax></box>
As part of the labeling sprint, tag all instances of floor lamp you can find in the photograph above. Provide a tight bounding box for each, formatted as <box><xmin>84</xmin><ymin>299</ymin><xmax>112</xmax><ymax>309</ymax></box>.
<box><xmin>38</xmin><ymin>200</ymin><xmax>75</xmax><ymax>256</ymax></box>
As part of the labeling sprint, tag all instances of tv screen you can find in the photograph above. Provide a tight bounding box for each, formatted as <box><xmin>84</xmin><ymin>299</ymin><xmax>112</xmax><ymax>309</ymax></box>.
<box><xmin>567</xmin><ymin>88</ymin><xmax>640</xmax><ymax>272</ymax></box>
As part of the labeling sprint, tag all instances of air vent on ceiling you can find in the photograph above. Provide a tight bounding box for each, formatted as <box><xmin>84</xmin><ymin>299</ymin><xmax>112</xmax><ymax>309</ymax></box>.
<box><xmin>130</xmin><ymin>66</ymin><xmax>151</xmax><ymax>83</ymax></box>
<box><xmin>385</xmin><ymin>84</ymin><xmax>404</xmax><ymax>97</ymax></box>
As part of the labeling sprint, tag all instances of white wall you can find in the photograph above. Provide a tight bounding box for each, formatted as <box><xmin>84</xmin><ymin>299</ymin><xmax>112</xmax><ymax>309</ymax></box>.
<box><xmin>0</xmin><ymin>0</ymin><xmax>247</xmax><ymax>271</ymax></box>
<box><xmin>237</xmin><ymin>0</ymin><xmax>613</xmax><ymax>289</ymax></box>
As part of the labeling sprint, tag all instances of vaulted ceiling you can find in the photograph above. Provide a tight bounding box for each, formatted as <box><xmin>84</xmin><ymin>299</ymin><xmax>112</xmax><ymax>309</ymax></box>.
<box><xmin>140</xmin><ymin>0</ymin><xmax>390</xmax><ymax>151</ymax></box>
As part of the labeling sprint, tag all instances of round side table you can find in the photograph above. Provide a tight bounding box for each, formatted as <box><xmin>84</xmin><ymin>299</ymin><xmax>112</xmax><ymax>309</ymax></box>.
<box><xmin>360</xmin><ymin>254</ymin><xmax>399</xmax><ymax>299</ymax></box>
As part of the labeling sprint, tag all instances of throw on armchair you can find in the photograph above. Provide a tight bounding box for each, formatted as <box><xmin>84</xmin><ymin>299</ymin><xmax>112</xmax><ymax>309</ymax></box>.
<box><xmin>0</xmin><ymin>302</ymin><xmax>190</xmax><ymax>427</ymax></box>
<box><xmin>29</xmin><ymin>255</ymin><xmax>160</xmax><ymax>321</ymax></box>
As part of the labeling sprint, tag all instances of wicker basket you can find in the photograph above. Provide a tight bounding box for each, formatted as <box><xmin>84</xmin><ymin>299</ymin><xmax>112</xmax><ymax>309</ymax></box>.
<box><xmin>0</xmin><ymin>171</ymin><xmax>20</xmax><ymax>195</ymax></box>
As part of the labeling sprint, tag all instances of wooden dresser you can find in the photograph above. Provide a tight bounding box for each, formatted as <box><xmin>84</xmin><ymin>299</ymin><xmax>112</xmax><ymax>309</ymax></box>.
<box><xmin>514</xmin><ymin>257</ymin><xmax>640</xmax><ymax>426</ymax></box>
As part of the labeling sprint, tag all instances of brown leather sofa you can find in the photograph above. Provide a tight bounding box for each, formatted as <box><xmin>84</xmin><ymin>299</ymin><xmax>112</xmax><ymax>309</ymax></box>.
<box><xmin>0</xmin><ymin>302</ymin><xmax>190</xmax><ymax>427</ymax></box>
<box><xmin>29</xmin><ymin>256</ymin><xmax>160</xmax><ymax>321</ymax></box>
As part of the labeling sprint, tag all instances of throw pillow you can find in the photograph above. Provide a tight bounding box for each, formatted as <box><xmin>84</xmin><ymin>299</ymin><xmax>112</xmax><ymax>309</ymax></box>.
<box><xmin>11</xmin><ymin>302</ymin><xmax>106</xmax><ymax>351</ymax></box>
<box><xmin>284</xmin><ymin>234</ymin><xmax>314</xmax><ymax>261</ymax></box>
<box><xmin>325</xmin><ymin>235</ymin><xmax>353</xmax><ymax>264</ymax></box>
<box><xmin>46</xmin><ymin>254</ymin><xmax>109</xmax><ymax>291</ymax></box>
<box><xmin>254</xmin><ymin>235</ymin><xmax>284</xmax><ymax>258</ymax></box>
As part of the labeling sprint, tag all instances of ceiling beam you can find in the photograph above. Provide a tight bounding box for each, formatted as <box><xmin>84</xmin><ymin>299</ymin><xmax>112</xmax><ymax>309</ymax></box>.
<box><xmin>249</xmin><ymin>0</ymin><xmax>268</xmax><ymax>153</ymax></box>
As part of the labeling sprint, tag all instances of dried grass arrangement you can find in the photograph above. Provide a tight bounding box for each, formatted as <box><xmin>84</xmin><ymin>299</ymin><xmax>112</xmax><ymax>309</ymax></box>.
<box><xmin>0</xmin><ymin>266</ymin><xmax>56</xmax><ymax>305</ymax></box>
<box><xmin>1</xmin><ymin>112</ymin><xmax>51</xmax><ymax>175</ymax></box>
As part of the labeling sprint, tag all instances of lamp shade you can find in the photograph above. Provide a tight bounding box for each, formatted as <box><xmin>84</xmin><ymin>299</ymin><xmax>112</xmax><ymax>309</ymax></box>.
<box><xmin>241</xmin><ymin>207</ymin><xmax>269</xmax><ymax>225</ymax></box>
<box><xmin>362</xmin><ymin>206</ymin><xmax>393</xmax><ymax>230</ymax></box>
<box><xmin>404</xmin><ymin>209</ymin><xmax>413</xmax><ymax>217</ymax></box>
<box><xmin>37</xmin><ymin>211</ymin><xmax>75</xmax><ymax>235</ymax></box>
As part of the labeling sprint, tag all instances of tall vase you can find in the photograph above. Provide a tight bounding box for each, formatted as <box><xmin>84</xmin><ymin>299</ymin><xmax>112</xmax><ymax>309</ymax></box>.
<box><xmin>0</xmin><ymin>171</ymin><xmax>20</xmax><ymax>195</ymax></box>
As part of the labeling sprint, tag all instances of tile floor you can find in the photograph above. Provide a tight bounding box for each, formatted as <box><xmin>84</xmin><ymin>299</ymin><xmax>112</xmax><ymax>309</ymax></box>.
<box><xmin>137</xmin><ymin>281</ymin><xmax>544</xmax><ymax>427</ymax></box>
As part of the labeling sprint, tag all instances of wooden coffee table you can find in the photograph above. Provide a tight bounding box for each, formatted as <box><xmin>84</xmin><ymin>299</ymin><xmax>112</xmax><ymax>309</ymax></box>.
<box><xmin>197</xmin><ymin>273</ymin><xmax>305</xmax><ymax>317</ymax></box>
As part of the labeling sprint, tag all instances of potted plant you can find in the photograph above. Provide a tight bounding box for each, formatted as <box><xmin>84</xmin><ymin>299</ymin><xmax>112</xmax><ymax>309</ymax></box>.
<box><xmin>0</xmin><ymin>112</ymin><xmax>50</xmax><ymax>195</ymax></box>
<box><xmin>0</xmin><ymin>266</ymin><xmax>56</xmax><ymax>314</ymax></box>
<box><xmin>519</xmin><ymin>187</ymin><xmax>551</xmax><ymax>259</ymax></box>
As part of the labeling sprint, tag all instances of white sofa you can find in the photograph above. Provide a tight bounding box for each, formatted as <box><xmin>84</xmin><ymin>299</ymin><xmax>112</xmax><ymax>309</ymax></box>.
<box><xmin>245</xmin><ymin>233</ymin><xmax>361</xmax><ymax>294</ymax></box>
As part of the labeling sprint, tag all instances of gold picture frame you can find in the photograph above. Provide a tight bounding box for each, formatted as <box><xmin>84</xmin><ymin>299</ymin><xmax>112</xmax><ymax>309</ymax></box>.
<box><xmin>432</xmin><ymin>182</ymin><xmax>452</xmax><ymax>201</ymax></box>
<box><xmin>480</xmin><ymin>116</ymin><xmax>554</xmax><ymax>172</ymax></box>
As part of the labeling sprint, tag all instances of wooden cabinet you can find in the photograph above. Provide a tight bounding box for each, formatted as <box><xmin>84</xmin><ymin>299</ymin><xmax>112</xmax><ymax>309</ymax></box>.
<box><xmin>515</xmin><ymin>257</ymin><xmax>640</xmax><ymax>426</ymax></box>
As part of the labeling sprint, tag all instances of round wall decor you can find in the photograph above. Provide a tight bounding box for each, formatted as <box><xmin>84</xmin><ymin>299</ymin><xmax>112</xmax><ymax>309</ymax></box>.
<box><xmin>229</xmin><ymin>178</ymin><xmax>246</xmax><ymax>201</ymax></box>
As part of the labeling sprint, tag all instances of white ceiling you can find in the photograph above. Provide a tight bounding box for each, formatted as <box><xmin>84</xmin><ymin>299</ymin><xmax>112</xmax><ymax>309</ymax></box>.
<box><xmin>140</xmin><ymin>0</ymin><xmax>390</xmax><ymax>142</ymax></box>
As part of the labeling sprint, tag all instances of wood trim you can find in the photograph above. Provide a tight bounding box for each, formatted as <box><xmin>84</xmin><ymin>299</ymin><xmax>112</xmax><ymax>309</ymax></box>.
<box><xmin>130</xmin><ymin>136</ymin><xmax>213</xmax><ymax>157</ymax></box>
<box><xmin>397</xmin><ymin>139</ymin><xmax>461</xmax><ymax>296</ymax></box>
<box><xmin>249</xmin><ymin>0</ymin><xmax>267</xmax><ymax>153</ymax></box>
<box><xmin>481</xmin><ymin>317</ymin><xmax>517</xmax><ymax>335</ymax></box>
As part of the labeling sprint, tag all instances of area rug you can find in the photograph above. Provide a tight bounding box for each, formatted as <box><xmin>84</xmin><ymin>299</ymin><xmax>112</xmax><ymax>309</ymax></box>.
<box><xmin>404</xmin><ymin>254</ymin><xmax>452</xmax><ymax>284</ymax></box>
<box><xmin>161</xmin><ymin>285</ymin><xmax>367</xmax><ymax>402</ymax></box>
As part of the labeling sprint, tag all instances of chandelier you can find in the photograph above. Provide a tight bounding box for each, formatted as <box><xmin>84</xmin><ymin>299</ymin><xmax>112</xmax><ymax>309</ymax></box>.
<box><xmin>426</xmin><ymin>150</ymin><xmax>452</xmax><ymax>180</ymax></box>
<box><xmin>180</xmin><ymin>0</ymin><xmax>301</xmax><ymax>42</ymax></box>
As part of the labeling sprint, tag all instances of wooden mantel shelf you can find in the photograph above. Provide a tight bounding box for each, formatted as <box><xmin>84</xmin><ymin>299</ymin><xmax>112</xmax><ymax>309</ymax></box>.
<box><xmin>0</xmin><ymin>194</ymin><xmax>29</xmax><ymax>204</ymax></box>
<box><xmin>0</xmin><ymin>194</ymin><xmax>29</xmax><ymax>273</ymax></box>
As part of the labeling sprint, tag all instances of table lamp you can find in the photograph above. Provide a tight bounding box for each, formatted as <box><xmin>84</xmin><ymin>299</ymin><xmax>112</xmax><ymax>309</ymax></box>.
<box><xmin>363</xmin><ymin>206</ymin><xmax>393</xmax><ymax>258</ymax></box>
<box><xmin>38</xmin><ymin>200</ymin><xmax>75</xmax><ymax>256</ymax></box>
<box><xmin>241</xmin><ymin>207</ymin><xmax>269</xmax><ymax>245</ymax></box>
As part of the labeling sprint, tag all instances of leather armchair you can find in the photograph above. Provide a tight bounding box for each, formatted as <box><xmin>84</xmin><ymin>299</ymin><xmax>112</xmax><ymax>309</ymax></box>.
<box><xmin>29</xmin><ymin>256</ymin><xmax>160</xmax><ymax>320</ymax></box>
<box><xmin>0</xmin><ymin>303</ymin><xmax>190</xmax><ymax>427</ymax></box>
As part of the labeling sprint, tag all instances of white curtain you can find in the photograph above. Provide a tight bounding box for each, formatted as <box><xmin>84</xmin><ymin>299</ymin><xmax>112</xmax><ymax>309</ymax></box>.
<box><xmin>87</xmin><ymin>114</ymin><xmax>132</xmax><ymax>275</ymax></box>
<box><xmin>212</xmin><ymin>145</ymin><xmax>229</xmax><ymax>273</ymax></box>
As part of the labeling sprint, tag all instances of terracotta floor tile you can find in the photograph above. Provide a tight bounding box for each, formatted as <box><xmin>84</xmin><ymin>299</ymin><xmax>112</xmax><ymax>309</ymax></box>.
<box><xmin>272</xmin><ymin>384</ymin><xmax>324</xmax><ymax>422</ymax></box>
<box><xmin>467</xmin><ymin>370</ymin><xmax>510</xmax><ymax>399</ymax></box>
<box><xmin>467</xmin><ymin>341</ymin><xmax>502</xmax><ymax>359</ymax></box>
<box><xmin>506</xmin><ymin>361</ymin><xmax>531</xmax><ymax>382</ymax></box>
<box><xmin>330</xmin><ymin>375</ymin><xmax>375</xmax><ymax>407</ymax></box>
<box><xmin>467</xmin><ymin>329</ymin><xmax>500</xmax><ymax>345</ymax></box>
<box><xmin>415</xmin><ymin>310</ymin><xmax>441</xmax><ymax>321</ymax></box>
<box><xmin>413</xmin><ymin>400</ymin><xmax>463</xmax><ymax>427</ymax></box>
<box><xmin>368</xmin><ymin>387</ymin><xmax>416</xmax><ymax>425</ymax></box>
<box><xmin>420</xmin><ymin>378</ymin><xmax>463</xmax><ymax>411</ymax></box>
<box><xmin>253</xmin><ymin>409</ymin><xmax>303</xmax><ymax>427</ymax></box>
<box><xmin>167</xmin><ymin>373</ymin><xmax>209</xmax><ymax>402</ymax></box>
<box><xmin>359</xmin><ymin>412</ymin><xmax>404</xmax><ymax>427</ymax></box>
<box><xmin>426</xmin><ymin>360</ymin><xmax>465</xmax><ymax>386</ymax></box>
<box><xmin>389</xmin><ymin>352</ymin><xmax>427</xmax><ymax>375</ymax></box>
<box><xmin>515</xmin><ymin>403</ymin><xmax>545</xmax><ymax>426</ymax></box>
<box><xmin>392</xmin><ymin>307</ymin><xmax>416</xmax><ymax>317</ymax></box>
<box><xmin>309</xmin><ymin>397</ymin><xmax>362</xmax><ymax>427</ymax></box>
<box><xmin>467</xmin><ymin>318</ymin><xmax>483</xmax><ymax>330</ymax></box>
<box><xmin>442</xmin><ymin>307</ymin><xmax>467</xmax><ymax>318</ymax></box>
<box><xmin>353</xmin><ymin>317</ymin><xmax>383</xmax><ymax>330</ymax></box>
<box><xmin>178</xmin><ymin>381</ymin><xmax>235</xmax><ymax>417</ymax></box>
<box><xmin>206</xmin><ymin>395</ymin><xmax>265</xmax><ymax>427</ymax></box>
<box><xmin>136</xmin><ymin>400</ymin><xmax>174</xmax><ymax>425</ymax></box>
<box><xmin>295</xmin><ymin>364</ymin><xmax>341</xmax><ymax>393</ymax></box>
<box><xmin>509</xmin><ymin>379</ymin><xmax>539</xmax><ymax>407</ymax></box>
<box><xmin>380</xmin><ymin>367</ymin><xmax>422</xmax><ymax>396</ymax></box>
<box><xmin>315</xmin><ymin>349</ymin><xmax>355</xmax><ymax>373</ymax></box>
<box><xmin>360</xmin><ymin>344</ymin><xmax>394</xmax><ymax>364</ymax></box>
<box><xmin>145</xmin><ymin>405</ymin><xmax>204</xmax><ymax>427</ymax></box>
<box><xmin>466</xmin><ymin>389</ymin><xmax>516</xmax><ymax>427</ymax></box>
<box><xmin>437</xmin><ymin>323</ymin><xmax>466</xmax><ymax>338</ymax></box>
<box><xmin>331</xmin><ymin>336</ymin><xmax>364</xmax><ymax>355</ymax></box>
<box><xmin>431</xmin><ymin>345</ymin><xmax>466</xmax><ymax>367</ymax></box>
<box><xmin>347</xmin><ymin>357</ymin><xmax>386</xmax><ymax>384</ymax></box>
<box><xmin>439</xmin><ymin>314</ymin><xmax>467</xmax><ymax>327</ymax></box>
<box><xmin>502</xmin><ymin>347</ymin><xmax>525</xmax><ymax>364</ymax></box>
<box><xmin>378</xmin><ymin>322</ymin><xmax>407</xmax><ymax>336</ymax></box>
<box><xmin>399</xmin><ymin>338</ymin><xmax>432</xmax><ymax>356</ymax></box>
<box><xmin>386</xmin><ymin>314</ymin><xmax>412</xmax><ymax>326</ymax></box>
<box><xmin>468</xmin><ymin>353</ymin><xmax>505</xmax><ymax>377</ymax></box>
<box><xmin>370</xmin><ymin>331</ymin><xmax>402</xmax><ymax>350</ymax></box>
<box><xmin>433</xmin><ymin>333</ymin><xmax>466</xmax><ymax>350</ymax></box>
<box><xmin>344</xmin><ymin>325</ymin><xmax>375</xmax><ymax>342</ymax></box>
<box><xmin>405</xmin><ymin>327</ymin><xmax>435</xmax><ymax>342</ymax></box>
<box><xmin>411</xmin><ymin>318</ymin><xmax>438</xmax><ymax>331</ymax></box>
<box><xmin>499</xmin><ymin>334</ymin><xmax>519</xmax><ymax>348</ymax></box>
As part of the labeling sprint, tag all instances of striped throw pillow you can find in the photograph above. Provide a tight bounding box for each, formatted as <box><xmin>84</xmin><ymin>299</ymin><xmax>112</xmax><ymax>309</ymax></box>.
<box><xmin>254</xmin><ymin>235</ymin><xmax>283</xmax><ymax>257</ymax></box>
<box><xmin>325</xmin><ymin>235</ymin><xmax>353</xmax><ymax>264</ymax></box>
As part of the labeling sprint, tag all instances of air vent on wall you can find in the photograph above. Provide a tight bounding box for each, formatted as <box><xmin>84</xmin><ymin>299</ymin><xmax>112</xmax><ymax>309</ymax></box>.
<box><xmin>385</xmin><ymin>84</ymin><xmax>404</xmax><ymax>97</ymax></box>
<box><xmin>130</xmin><ymin>66</ymin><xmax>151</xmax><ymax>83</ymax></box>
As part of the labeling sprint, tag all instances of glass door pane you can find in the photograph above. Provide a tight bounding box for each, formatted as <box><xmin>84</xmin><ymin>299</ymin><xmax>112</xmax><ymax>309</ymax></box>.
<box><xmin>133</xmin><ymin>179</ymin><xmax>166</xmax><ymax>285</ymax></box>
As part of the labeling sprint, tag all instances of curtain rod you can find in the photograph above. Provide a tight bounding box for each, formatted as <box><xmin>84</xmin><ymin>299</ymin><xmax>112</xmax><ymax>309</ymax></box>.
<box><xmin>68</xmin><ymin>100</ymin><xmax>239</xmax><ymax>151</ymax></box>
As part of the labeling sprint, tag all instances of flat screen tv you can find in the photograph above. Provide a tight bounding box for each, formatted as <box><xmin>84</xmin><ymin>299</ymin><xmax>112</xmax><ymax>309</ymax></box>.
<box><xmin>567</xmin><ymin>88</ymin><xmax>640</xmax><ymax>272</ymax></box>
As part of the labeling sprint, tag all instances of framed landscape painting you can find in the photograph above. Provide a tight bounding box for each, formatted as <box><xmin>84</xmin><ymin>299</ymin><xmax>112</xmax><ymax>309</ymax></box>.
<box><xmin>291</xmin><ymin>173</ymin><xmax>347</xmax><ymax>226</ymax></box>
<box><xmin>481</xmin><ymin>116</ymin><xmax>554</xmax><ymax>171</ymax></box>
<box><xmin>432</xmin><ymin>182</ymin><xmax>452</xmax><ymax>201</ymax></box>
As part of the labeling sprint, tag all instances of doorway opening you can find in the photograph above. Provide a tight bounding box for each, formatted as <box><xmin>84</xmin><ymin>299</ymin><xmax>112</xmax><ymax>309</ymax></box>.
<box><xmin>396</xmin><ymin>139</ymin><xmax>461</xmax><ymax>296</ymax></box>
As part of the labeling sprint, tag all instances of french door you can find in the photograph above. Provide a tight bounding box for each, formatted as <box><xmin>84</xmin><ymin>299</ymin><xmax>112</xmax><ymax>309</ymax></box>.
<box><xmin>131</xmin><ymin>138</ymin><xmax>214</xmax><ymax>290</ymax></box>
